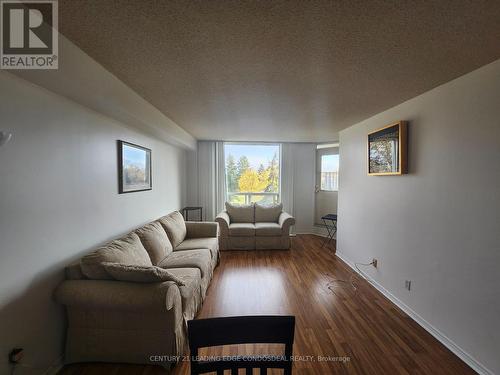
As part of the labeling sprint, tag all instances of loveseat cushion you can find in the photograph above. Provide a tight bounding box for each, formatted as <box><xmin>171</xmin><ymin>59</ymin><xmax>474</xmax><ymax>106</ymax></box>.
<box><xmin>225</xmin><ymin>202</ymin><xmax>255</xmax><ymax>223</ymax></box>
<box><xmin>255</xmin><ymin>222</ymin><xmax>282</xmax><ymax>236</ymax></box>
<box><xmin>175</xmin><ymin>237</ymin><xmax>218</xmax><ymax>260</ymax></box>
<box><xmin>158</xmin><ymin>249</ymin><xmax>211</xmax><ymax>278</ymax></box>
<box><xmin>102</xmin><ymin>262</ymin><xmax>185</xmax><ymax>285</ymax></box>
<box><xmin>158</xmin><ymin>211</ymin><xmax>187</xmax><ymax>248</ymax></box>
<box><xmin>229</xmin><ymin>223</ymin><xmax>256</xmax><ymax>236</ymax></box>
<box><xmin>135</xmin><ymin>221</ymin><xmax>173</xmax><ymax>265</ymax></box>
<box><xmin>255</xmin><ymin>202</ymin><xmax>283</xmax><ymax>223</ymax></box>
<box><xmin>80</xmin><ymin>232</ymin><xmax>152</xmax><ymax>280</ymax></box>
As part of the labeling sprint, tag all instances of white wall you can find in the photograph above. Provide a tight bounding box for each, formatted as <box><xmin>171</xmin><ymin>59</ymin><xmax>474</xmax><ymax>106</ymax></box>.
<box><xmin>0</xmin><ymin>72</ymin><xmax>187</xmax><ymax>374</ymax></box>
<box><xmin>337</xmin><ymin>59</ymin><xmax>500</xmax><ymax>374</ymax></box>
<box><xmin>13</xmin><ymin>35</ymin><xmax>196</xmax><ymax>150</ymax></box>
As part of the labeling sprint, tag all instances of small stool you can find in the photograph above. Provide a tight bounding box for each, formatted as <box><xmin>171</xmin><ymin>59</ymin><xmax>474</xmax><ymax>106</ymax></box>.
<box><xmin>182</xmin><ymin>206</ymin><xmax>203</xmax><ymax>221</ymax></box>
<box><xmin>321</xmin><ymin>214</ymin><xmax>337</xmax><ymax>248</ymax></box>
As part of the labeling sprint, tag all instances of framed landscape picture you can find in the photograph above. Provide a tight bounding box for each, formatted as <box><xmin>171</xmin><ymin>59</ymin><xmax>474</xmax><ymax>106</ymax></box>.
<box><xmin>118</xmin><ymin>140</ymin><xmax>152</xmax><ymax>193</ymax></box>
<box><xmin>368</xmin><ymin>121</ymin><xmax>408</xmax><ymax>175</ymax></box>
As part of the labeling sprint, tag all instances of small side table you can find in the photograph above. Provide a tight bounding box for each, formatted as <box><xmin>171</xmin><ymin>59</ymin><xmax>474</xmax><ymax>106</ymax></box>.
<box><xmin>182</xmin><ymin>206</ymin><xmax>203</xmax><ymax>221</ymax></box>
<box><xmin>321</xmin><ymin>214</ymin><xmax>337</xmax><ymax>248</ymax></box>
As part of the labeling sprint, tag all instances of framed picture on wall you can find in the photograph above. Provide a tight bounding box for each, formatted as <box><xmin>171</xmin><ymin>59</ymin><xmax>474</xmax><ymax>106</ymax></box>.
<box><xmin>118</xmin><ymin>140</ymin><xmax>152</xmax><ymax>193</ymax></box>
<box><xmin>368</xmin><ymin>121</ymin><xmax>408</xmax><ymax>175</ymax></box>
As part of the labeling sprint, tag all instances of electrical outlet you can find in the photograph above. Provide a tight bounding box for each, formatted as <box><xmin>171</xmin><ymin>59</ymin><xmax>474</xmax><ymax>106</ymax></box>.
<box><xmin>9</xmin><ymin>348</ymin><xmax>24</xmax><ymax>364</ymax></box>
<box><xmin>405</xmin><ymin>280</ymin><xmax>412</xmax><ymax>291</ymax></box>
<box><xmin>372</xmin><ymin>258</ymin><xmax>378</xmax><ymax>268</ymax></box>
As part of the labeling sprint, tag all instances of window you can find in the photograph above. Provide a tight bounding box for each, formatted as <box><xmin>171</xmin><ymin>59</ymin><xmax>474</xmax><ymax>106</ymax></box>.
<box><xmin>320</xmin><ymin>154</ymin><xmax>339</xmax><ymax>191</ymax></box>
<box><xmin>224</xmin><ymin>143</ymin><xmax>280</xmax><ymax>204</ymax></box>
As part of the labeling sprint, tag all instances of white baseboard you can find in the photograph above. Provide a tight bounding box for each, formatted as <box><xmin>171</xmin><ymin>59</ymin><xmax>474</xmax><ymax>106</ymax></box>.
<box><xmin>294</xmin><ymin>231</ymin><xmax>325</xmax><ymax>236</ymax></box>
<box><xmin>335</xmin><ymin>249</ymin><xmax>492</xmax><ymax>375</ymax></box>
<box><xmin>295</xmin><ymin>227</ymin><xmax>330</xmax><ymax>238</ymax></box>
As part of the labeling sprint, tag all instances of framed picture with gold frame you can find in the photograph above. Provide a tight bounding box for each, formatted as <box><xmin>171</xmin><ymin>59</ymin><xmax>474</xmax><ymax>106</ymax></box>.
<box><xmin>368</xmin><ymin>121</ymin><xmax>407</xmax><ymax>175</ymax></box>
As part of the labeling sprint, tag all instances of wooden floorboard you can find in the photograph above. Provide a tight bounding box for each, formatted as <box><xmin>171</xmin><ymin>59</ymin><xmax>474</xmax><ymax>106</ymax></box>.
<box><xmin>60</xmin><ymin>235</ymin><xmax>474</xmax><ymax>375</ymax></box>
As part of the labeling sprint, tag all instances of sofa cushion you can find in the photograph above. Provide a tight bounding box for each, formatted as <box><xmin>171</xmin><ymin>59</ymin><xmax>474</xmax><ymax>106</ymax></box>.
<box><xmin>175</xmin><ymin>237</ymin><xmax>218</xmax><ymax>260</ymax></box>
<box><xmin>225</xmin><ymin>202</ymin><xmax>255</xmax><ymax>223</ymax></box>
<box><xmin>65</xmin><ymin>262</ymin><xmax>86</xmax><ymax>280</ymax></box>
<box><xmin>135</xmin><ymin>221</ymin><xmax>173</xmax><ymax>265</ymax></box>
<box><xmin>80</xmin><ymin>232</ymin><xmax>153</xmax><ymax>280</ymax></box>
<box><xmin>185</xmin><ymin>221</ymin><xmax>218</xmax><ymax>238</ymax></box>
<box><xmin>158</xmin><ymin>211</ymin><xmax>187</xmax><ymax>248</ymax></box>
<box><xmin>102</xmin><ymin>262</ymin><xmax>185</xmax><ymax>285</ymax></box>
<box><xmin>255</xmin><ymin>202</ymin><xmax>283</xmax><ymax>223</ymax></box>
<box><xmin>158</xmin><ymin>249</ymin><xmax>211</xmax><ymax>278</ymax></box>
<box><xmin>255</xmin><ymin>222</ymin><xmax>283</xmax><ymax>236</ymax></box>
<box><xmin>165</xmin><ymin>267</ymin><xmax>201</xmax><ymax>300</ymax></box>
<box><xmin>165</xmin><ymin>267</ymin><xmax>203</xmax><ymax>320</ymax></box>
<box><xmin>229</xmin><ymin>223</ymin><xmax>256</xmax><ymax>237</ymax></box>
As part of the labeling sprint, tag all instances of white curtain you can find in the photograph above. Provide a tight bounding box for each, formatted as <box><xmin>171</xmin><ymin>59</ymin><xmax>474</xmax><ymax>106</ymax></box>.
<box><xmin>215</xmin><ymin>141</ymin><xmax>226</xmax><ymax>215</ymax></box>
<box><xmin>281</xmin><ymin>143</ymin><xmax>295</xmax><ymax>231</ymax></box>
<box><xmin>196</xmin><ymin>141</ymin><xmax>226</xmax><ymax>220</ymax></box>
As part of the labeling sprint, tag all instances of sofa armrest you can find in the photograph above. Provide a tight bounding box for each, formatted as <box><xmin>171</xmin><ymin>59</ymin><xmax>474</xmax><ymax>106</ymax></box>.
<box><xmin>54</xmin><ymin>279</ymin><xmax>181</xmax><ymax>313</ymax></box>
<box><xmin>279</xmin><ymin>212</ymin><xmax>295</xmax><ymax>233</ymax></box>
<box><xmin>186</xmin><ymin>221</ymin><xmax>219</xmax><ymax>238</ymax></box>
<box><xmin>215</xmin><ymin>211</ymin><xmax>230</xmax><ymax>237</ymax></box>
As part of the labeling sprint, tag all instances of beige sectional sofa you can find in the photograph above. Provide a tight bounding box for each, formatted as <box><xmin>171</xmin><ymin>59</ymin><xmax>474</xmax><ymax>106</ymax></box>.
<box><xmin>215</xmin><ymin>202</ymin><xmax>295</xmax><ymax>250</ymax></box>
<box><xmin>54</xmin><ymin>211</ymin><xmax>219</xmax><ymax>367</ymax></box>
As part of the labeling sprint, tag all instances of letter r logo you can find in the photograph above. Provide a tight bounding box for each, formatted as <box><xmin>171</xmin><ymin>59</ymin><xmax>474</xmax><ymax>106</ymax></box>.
<box><xmin>1</xmin><ymin>1</ymin><xmax>55</xmax><ymax>55</ymax></box>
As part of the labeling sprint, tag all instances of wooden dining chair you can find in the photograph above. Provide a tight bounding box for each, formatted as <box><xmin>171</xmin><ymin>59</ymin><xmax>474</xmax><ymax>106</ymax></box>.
<box><xmin>187</xmin><ymin>315</ymin><xmax>295</xmax><ymax>375</ymax></box>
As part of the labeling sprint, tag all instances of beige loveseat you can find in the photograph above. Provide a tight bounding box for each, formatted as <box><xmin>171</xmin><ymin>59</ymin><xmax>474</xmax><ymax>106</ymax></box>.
<box><xmin>54</xmin><ymin>211</ymin><xmax>218</xmax><ymax>367</ymax></box>
<box><xmin>215</xmin><ymin>202</ymin><xmax>295</xmax><ymax>250</ymax></box>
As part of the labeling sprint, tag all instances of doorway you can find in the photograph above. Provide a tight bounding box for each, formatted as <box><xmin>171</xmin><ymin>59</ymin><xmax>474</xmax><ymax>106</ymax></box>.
<box><xmin>315</xmin><ymin>144</ymin><xmax>339</xmax><ymax>226</ymax></box>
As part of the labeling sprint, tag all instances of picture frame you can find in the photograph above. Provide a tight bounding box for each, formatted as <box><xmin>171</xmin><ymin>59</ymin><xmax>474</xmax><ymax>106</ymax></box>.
<box><xmin>367</xmin><ymin>121</ymin><xmax>408</xmax><ymax>175</ymax></box>
<box><xmin>117</xmin><ymin>140</ymin><xmax>152</xmax><ymax>193</ymax></box>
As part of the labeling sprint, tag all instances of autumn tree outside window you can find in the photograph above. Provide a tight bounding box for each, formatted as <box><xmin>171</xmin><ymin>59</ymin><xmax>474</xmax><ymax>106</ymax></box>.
<box><xmin>224</xmin><ymin>143</ymin><xmax>281</xmax><ymax>205</ymax></box>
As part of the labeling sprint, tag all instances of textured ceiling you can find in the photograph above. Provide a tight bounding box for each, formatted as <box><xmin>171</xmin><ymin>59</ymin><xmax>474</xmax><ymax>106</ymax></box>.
<box><xmin>58</xmin><ymin>0</ymin><xmax>500</xmax><ymax>142</ymax></box>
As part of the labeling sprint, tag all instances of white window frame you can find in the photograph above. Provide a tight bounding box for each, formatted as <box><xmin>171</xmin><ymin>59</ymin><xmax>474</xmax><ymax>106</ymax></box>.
<box><xmin>317</xmin><ymin>148</ymin><xmax>339</xmax><ymax>192</ymax></box>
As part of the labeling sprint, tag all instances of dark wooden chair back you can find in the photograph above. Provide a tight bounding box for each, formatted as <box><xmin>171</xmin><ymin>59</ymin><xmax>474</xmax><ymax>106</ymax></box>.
<box><xmin>188</xmin><ymin>315</ymin><xmax>295</xmax><ymax>375</ymax></box>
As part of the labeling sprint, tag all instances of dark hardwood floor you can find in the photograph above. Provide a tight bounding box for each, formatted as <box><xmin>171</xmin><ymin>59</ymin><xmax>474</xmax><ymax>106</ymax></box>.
<box><xmin>60</xmin><ymin>235</ymin><xmax>474</xmax><ymax>375</ymax></box>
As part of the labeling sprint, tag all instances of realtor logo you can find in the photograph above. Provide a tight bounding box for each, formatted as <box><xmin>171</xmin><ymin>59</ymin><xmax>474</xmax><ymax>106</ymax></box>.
<box><xmin>1</xmin><ymin>0</ymin><xmax>58</xmax><ymax>69</ymax></box>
